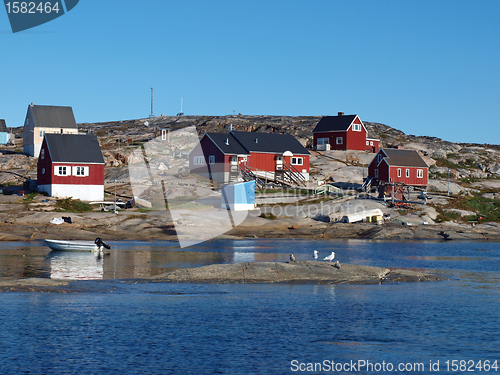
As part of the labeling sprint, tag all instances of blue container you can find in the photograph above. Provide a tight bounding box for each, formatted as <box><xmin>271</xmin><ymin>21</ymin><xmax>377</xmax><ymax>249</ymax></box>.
<box><xmin>221</xmin><ymin>181</ymin><xmax>255</xmax><ymax>211</ymax></box>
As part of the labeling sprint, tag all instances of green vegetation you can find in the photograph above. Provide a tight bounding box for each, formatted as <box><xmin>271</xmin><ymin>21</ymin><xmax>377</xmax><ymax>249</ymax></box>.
<box><xmin>434</xmin><ymin>158</ymin><xmax>460</xmax><ymax>169</ymax></box>
<box><xmin>23</xmin><ymin>192</ymin><xmax>41</xmax><ymax>202</ymax></box>
<box><xmin>434</xmin><ymin>194</ymin><xmax>500</xmax><ymax>223</ymax></box>
<box><xmin>260</xmin><ymin>212</ymin><xmax>278</xmax><ymax>220</ymax></box>
<box><xmin>55</xmin><ymin>198</ymin><xmax>93</xmax><ymax>213</ymax></box>
<box><xmin>255</xmin><ymin>188</ymin><xmax>311</xmax><ymax>195</ymax></box>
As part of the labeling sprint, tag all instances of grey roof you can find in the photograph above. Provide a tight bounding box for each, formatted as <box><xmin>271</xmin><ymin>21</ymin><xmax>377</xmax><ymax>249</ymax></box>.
<box><xmin>0</xmin><ymin>119</ymin><xmax>7</xmax><ymax>133</ymax></box>
<box><xmin>44</xmin><ymin>134</ymin><xmax>104</xmax><ymax>164</ymax></box>
<box><xmin>205</xmin><ymin>133</ymin><xmax>250</xmax><ymax>155</ymax></box>
<box><xmin>30</xmin><ymin>105</ymin><xmax>77</xmax><ymax>129</ymax></box>
<box><xmin>381</xmin><ymin>148</ymin><xmax>428</xmax><ymax>168</ymax></box>
<box><xmin>313</xmin><ymin>115</ymin><xmax>358</xmax><ymax>132</ymax></box>
<box><xmin>231</xmin><ymin>131</ymin><xmax>310</xmax><ymax>155</ymax></box>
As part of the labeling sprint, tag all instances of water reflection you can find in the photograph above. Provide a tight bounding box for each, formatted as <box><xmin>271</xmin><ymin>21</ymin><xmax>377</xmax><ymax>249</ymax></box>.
<box><xmin>48</xmin><ymin>251</ymin><xmax>103</xmax><ymax>280</ymax></box>
<box><xmin>0</xmin><ymin>239</ymin><xmax>499</xmax><ymax>282</ymax></box>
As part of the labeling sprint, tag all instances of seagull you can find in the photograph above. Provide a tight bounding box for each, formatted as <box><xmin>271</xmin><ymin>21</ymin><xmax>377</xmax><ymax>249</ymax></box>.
<box><xmin>289</xmin><ymin>254</ymin><xmax>296</xmax><ymax>262</ymax></box>
<box><xmin>324</xmin><ymin>252</ymin><xmax>336</xmax><ymax>262</ymax></box>
<box><xmin>313</xmin><ymin>250</ymin><xmax>319</xmax><ymax>259</ymax></box>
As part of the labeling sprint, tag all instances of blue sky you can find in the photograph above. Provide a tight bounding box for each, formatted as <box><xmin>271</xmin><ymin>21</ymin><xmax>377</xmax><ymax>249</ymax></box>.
<box><xmin>1</xmin><ymin>0</ymin><xmax>499</xmax><ymax>144</ymax></box>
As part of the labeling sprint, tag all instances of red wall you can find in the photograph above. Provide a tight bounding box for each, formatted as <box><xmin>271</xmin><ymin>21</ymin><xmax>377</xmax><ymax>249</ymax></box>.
<box><xmin>189</xmin><ymin>136</ymin><xmax>229</xmax><ymax>174</ymax></box>
<box><xmin>37</xmin><ymin>142</ymin><xmax>104</xmax><ymax>186</ymax></box>
<box><xmin>248</xmin><ymin>152</ymin><xmax>309</xmax><ymax>173</ymax></box>
<box><xmin>388</xmin><ymin>166</ymin><xmax>428</xmax><ymax>186</ymax></box>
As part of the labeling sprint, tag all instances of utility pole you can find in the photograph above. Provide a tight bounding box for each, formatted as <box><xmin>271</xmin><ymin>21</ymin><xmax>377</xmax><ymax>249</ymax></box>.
<box><xmin>447</xmin><ymin>168</ymin><xmax>450</xmax><ymax>196</ymax></box>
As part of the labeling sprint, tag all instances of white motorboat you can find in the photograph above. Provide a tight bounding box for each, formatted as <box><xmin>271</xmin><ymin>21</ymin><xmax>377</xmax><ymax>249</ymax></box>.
<box><xmin>44</xmin><ymin>238</ymin><xmax>111</xmax><ymax>252</ymax></box>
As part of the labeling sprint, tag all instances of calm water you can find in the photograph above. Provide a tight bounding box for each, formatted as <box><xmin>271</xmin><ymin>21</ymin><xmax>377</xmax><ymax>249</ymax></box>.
<box><xmin>1</xmin><ymin>239</ymin><xmax>500</xmax><ymax>374</ymax></box>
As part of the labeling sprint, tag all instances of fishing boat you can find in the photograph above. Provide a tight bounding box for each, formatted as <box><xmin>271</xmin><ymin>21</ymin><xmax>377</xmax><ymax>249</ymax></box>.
<box><xmin>44</xmin><ymin>238</ymin><xmax>111</xmax><ymax>252</ymax></box>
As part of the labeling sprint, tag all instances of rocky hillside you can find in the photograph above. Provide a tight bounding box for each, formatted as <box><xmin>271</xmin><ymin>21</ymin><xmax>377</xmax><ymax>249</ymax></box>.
<box><xmin>6</xmin><ymin>114</ymin><xmax>500</xmax><ymax>183</ymax></box>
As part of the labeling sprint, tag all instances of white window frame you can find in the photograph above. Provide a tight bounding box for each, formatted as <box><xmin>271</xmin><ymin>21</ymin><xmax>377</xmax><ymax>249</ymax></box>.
<box><xmin>417</xmin><ymin>169</ymin><xmax>423</xmax><ymax>178</ymax></box>
<box><xmin>406</xmin><ymin>169</ymin><xmax>410</xmax><ymax>178</ymax></box>
<box><xmin>193</xmin><ymin>156</ymin><xmax>205</xmax><ymax>166</ymax></box>
<box><xmin>208</xmin><ymin>155</ymin><xmax>216</xmax><ymax>164</ymax></box>
<box><xmin>352</xmin><ymin>124</ymin><xmax>361</xmax><ymax>132</ymax></box>
<box><xmin>370</xmin><ymin>141</ymin><xmax>374</xmax><ymax>146</ymax></box>
<box><xmin>336</xmin><ymin>137</ymin><xmax>343</xmax><ymax>145</ymax></box>
<box><xmin>54</xmin><ymin>165</ymin><xmax>69</xmax><ymax>176</ymax></box>
<box><xmin>161</xmin><ymin>129</ymin><xmax>168</xmax><ymax>141</ymax></box>
<box><xmin>397</xmin><ymin>168</ymin><xmax>401</xmax><ymax>177</ymax></box>
<box><xmin>366</xmin><ymin>140</ymin><xmax>369</xmax><ymax>146</ymax></box>
<box><xmin>292</xmin><ymin>157</ymin><xmax>303</xmax><ymax>165</ymax></box>
<box><xmin>73</xmin><ymin>166</ymin><xmax>89</xmax><ymax>177</ymax></box>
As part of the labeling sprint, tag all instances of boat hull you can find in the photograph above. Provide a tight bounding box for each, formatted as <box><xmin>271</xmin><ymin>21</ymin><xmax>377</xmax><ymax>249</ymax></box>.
<box><xmin>44</xmin><ymin>239</ymin><xmax>98</xmax><ymax>252</ymax></box>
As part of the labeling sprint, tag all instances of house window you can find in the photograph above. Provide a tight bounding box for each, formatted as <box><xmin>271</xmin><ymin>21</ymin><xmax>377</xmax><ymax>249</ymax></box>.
<box><xmin>208</xmin><ymin>155</ymin><xmax>215</xmax><ymax>164</ymax></box>
<box><xmin>370</xmin><ymin>141</ymin><xmax>374</xmax><ymax>146</ymax></box>
<box><xmin>193</xmin><ymin>156</ymin><xmax>205</xmax><ymax>166</ymax></box>
<box><xmin>39</xmin><ymin>130</ymin><xmax>43</xmax><ymax>138</ymax></box>
<box><xmin>292</xmin><ymin>157</ymin><xmax>303</xmax><ymax>165</ymax></box>
<box><xmin>366</xmin><ymin>141</ymin><xmax>369</xmax><ymax>146</ymax></box>
<box><xmin>377</xmin><ymin>154</ymin><xmax>382</xmax><ymax>163</ymax></box>
<box><xmin>352</xmin><ymin>124</ymin><xmax>361</xmax><ymax>132</ymax></box>
<box><xmin>42</xmin><ymin>168</ymin><xmax>45</xmax><ymax>174</ymax></box>
<box><xmin>55</xmin><ymin>166</ymin><xmax>68</xmax><ymax>176</ymax></box>
<box><xmin>161</xmin><ymin>129</ymin><xmax>168</xmax><ymax>141</ymax></box>
<box><xmin>406</xmin><ymin>169</ymin><xmax>410</xmax><ymax>178</ymax></box>
<box><xmin>317</xmin><ymin>138</ymin><xmax>329</xmax><ymax>145</ymax></box>
<box><xmin>374</xmin><ymin>169</ymin><xmax>378</xmax><ymax>178</ymax></box>
<box><xmin>73</xmin><ymin>166</ymin><xmax>88</xmax><ymax>176</ymax></box>
<box><xmin>417</xmin><ymin>169</ymin><xmax>423</xmax><ymax>178</ymax></box>
<box><xmin>336</xmin><ymin>137</ymin><xmax>343</xmax><ymax>145</ymax></box>
<box><xmin>397</xmin><ymin>168</ymin><xmax>401</xmax><ymax>177</ymax></box>
<box><xmin>40</xmin><ymin>149</ymin><xmax>45</xmax><ymax>159</ymax></box>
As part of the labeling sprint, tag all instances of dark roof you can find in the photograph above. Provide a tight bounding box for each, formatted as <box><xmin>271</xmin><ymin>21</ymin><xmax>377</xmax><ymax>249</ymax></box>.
<box><xmin>30</xmin><ymin>105</ymin><xmax>77</xmax><ymax>129</ymax></box>
<box><xmin>381</xmin><ymin>148</ymin><xmax>428</xmax><ymax>168</ymax></box>
<box><xmin>205</xmin><ymin>133</ymin><xmax>250</xmax><ymax>155</ymax></box>
<box><xmin>313</xmin><ymin>115</ymin><xmax>358</xmax><ymax>133</ymax></box>
<box><xmin>0</xmin><ymin>119</ymin><xmax>7</xmax><ymax>133</ymax></box>
<box><xmin>44</xmin><ymin>134</ymin><xmax>104</xmax><ymax>164</ymax></box>
<box><xmin>230</xmin><ymin>131</ymin><xmax>310</xmax><ymax>155</ymax></box>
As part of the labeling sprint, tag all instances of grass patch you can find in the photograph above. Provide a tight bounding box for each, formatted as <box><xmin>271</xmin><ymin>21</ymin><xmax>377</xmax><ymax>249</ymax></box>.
<box><xmin>435</xmin><ymin>194</ymin><xmax>500</xmax><ymax>223</ymax></box>
<box><xmin>23</xmin><ymin>192</ymin><xmax>40</xmax><ymax>202</ymax></box>
<box><xmin>55</xmin><ymin>198</ymin><xmax>93</xmax><ymax>213</ymax></box>
<box><xmin>434</xmin><ymin>158</ymin><xmax>460</xmax><ymax>169</ymax></box>
<box><xmin>260</xmin><ymin>213</ymin><xmax>278</xmax><ymax>220</ymax></box>
<box><xmin>123</xmin><ymin>214</ymin><xmax>149</xmax><ymax>221</ymax></box>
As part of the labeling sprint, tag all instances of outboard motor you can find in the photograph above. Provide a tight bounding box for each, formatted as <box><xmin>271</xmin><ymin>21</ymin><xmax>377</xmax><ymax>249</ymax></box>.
<box><xmin>95</xmin><ymin>237</ymin><xmax>111</xmax><ymax>250</ymax></box>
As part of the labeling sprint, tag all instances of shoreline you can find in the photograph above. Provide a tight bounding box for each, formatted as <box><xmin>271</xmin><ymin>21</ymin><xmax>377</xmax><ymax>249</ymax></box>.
<box><xmin>0</xmin><ymin>218</ymin><xmax>498</xmax><ymax>242</ymax></box>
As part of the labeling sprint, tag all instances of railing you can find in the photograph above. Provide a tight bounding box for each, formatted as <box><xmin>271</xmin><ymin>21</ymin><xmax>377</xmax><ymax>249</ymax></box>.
<box><xmin>361</xmin><ymin>177</ymin><xmax>373</xmax><ymax>192</ymax></box>
<box><xmin>238</xmin><ymin>165</ymin><xmax>267</xmax><ymax>188</ymax></box>
<box><xmin>314</xmin><ymin>184</ymin><xmax>341</xmax><ymax>195</ymax></box>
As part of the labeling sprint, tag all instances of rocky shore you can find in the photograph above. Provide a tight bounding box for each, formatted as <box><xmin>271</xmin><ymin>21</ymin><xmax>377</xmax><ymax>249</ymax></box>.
<box><xmin>149</xmin><ymin>261</ymin><xmax>444</xmax><ymax>284</ymax></box>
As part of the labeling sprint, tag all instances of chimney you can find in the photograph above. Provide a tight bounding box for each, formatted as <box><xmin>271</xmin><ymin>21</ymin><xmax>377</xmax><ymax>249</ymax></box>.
<box><xmin>338</xmin><ymin>112</ymin><xmax>344</xmax><ymax>116</ymax></box>
<box><xmin>225</xmin><ymin>138</ymin><xmax>229</xmax><ymax>145</ymax></box>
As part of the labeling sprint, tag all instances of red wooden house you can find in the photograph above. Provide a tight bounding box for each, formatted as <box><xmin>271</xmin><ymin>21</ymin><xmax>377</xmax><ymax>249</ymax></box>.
<box><xmin>368</xmin><ymin>148</ymin><xmax>429</xmax><ymax>188</ymax></box>
<box><xmin>189</xmin><ymin>130</ymin><xmax>310</xmax><ymax>184</ymax></box>
<box><xmin>313</xmin><ymin>112</ymin><xmax>380</xmax><ymax>152</ymax></box>
<box><xmin>37</xmin><ymin>134</ymin><xmax>105</xmax><ymax>201</ymax></box>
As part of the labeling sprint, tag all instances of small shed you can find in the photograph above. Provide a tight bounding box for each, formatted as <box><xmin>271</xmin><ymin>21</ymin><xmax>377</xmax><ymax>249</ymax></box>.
<box><xmin>221</xmin><ymin>181</ymin><xmax>255</xmax><ymax>211</ymax></box>
<box><xmin>0</xmin><ymin>120</ymin><xmax>10</xmax><ymax>145</ymax></box>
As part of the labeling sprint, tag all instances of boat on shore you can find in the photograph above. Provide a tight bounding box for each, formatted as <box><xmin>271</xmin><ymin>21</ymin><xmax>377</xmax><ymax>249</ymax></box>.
<box><xmin>44</xmin><ymin>238</ymin><xmax>111</xmax><ymax>252</ymax></box>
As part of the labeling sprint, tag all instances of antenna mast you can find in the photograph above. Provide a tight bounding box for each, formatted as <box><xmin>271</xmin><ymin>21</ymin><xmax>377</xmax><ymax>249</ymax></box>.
<box><xmin>149</xmin><ymin>87</ymin><xmax>154</xmax><ymax>118</ymax></box>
